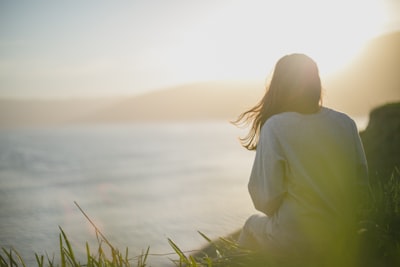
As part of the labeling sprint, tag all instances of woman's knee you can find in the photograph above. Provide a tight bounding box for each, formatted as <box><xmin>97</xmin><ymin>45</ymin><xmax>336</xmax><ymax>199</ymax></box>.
<box><xmin>239</xmin><ymin>214</ymin><xmax>270</xmax><ymax>249</ymax></box>
<box><xmin>243</xmin><ymin>214</ymin><xmax>268</xmax><ymax>235</ymax></box>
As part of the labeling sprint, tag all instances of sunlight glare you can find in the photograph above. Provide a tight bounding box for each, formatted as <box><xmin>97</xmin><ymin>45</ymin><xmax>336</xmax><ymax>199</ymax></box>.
<box><xmin>136</xmin><ymin>0</ymin><xmax>387</xmax><ymax>88</ymax></box>
<box><xmin>176</xmin><ymin>0</ymin><xmax>387</xmax><ymax>81</ymax></box>
<box><xmin>250</xmin><ymin>0</ymin><xmax>386</xmax><ymax>76</ymax></box>
<box><xmin>305</xmin><ymin>1</ymin><xmax>386</xmax><ymax>76</ymax></box>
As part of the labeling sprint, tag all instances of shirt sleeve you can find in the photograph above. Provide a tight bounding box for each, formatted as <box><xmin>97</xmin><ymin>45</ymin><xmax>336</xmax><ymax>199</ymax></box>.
<box><xmin>248</xmin><ymin>120</ymin><xmax>287</xmax><ymax>216</ymax></box>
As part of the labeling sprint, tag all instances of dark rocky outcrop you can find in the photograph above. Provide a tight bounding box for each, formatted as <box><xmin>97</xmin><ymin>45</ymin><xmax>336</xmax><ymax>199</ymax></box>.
<box><xmin>360</xmin><ymin>102</ymin><xmax>400</xmax><ymax>182</ymax></box>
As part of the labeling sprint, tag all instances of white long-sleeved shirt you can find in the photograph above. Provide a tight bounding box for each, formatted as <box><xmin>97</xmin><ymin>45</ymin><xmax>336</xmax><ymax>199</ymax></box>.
<box><xmin>248</xmin><ymin>107</ymin><xmax>368</xmax><ymax>251</ymax></box>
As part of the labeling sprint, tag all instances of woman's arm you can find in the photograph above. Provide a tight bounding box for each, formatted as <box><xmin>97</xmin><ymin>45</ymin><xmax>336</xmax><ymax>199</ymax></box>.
<box><xmin>248</xmin><ymin>120</ymin><xmax>287</xmax><ymax>216</ymax></box>
<box><xmin>264</xmin><ymin>193</ymin><xmax>286</xmax><ymax>217</ymax></box>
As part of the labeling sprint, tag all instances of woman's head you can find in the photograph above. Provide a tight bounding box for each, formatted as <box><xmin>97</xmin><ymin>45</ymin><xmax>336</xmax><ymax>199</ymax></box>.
<box><xmin>234</xmin><ymin>53</ymin><xmax>322</xmax><ymax>150</ymax></box>
<box><xmin>268</xmin><ymin>53</ymin><xmax>321</xmax><ymax>114</ymax></box>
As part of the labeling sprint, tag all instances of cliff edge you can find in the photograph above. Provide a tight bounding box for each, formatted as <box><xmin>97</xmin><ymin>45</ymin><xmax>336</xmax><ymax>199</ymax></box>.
<box><xmin>360</xmin><ymin>102</ymin><xmax>400</xmax><ymax>181</ymax></box>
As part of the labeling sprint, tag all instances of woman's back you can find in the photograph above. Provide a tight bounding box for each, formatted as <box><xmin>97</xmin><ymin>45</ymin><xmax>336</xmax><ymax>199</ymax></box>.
<box><xmin>270</xmin><ymin>108</ymin><xmax>363</xmax><ymax>220</ymax></box>
<box><xmin>250</xmin><ymin>107</ymin><xmax>368</xmax><ymax>261</ymax></box>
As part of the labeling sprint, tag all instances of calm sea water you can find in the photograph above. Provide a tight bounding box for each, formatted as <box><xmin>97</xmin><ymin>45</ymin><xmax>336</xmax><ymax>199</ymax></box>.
<box><xmin>0</xmin><ymin>117</ymin><xmax>368</xmax><ymax>265</ymax></box>
<box><xmin>0</xmin><ymin>122</ymin><xmax>255</xmax><ymax>265</ymax></box>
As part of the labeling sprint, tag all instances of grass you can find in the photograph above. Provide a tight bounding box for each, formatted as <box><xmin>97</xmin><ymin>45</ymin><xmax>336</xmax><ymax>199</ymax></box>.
<box><xmin>0</xmin><ymin>201</ymin><xmax>150</xmax><ymax>267</ymax></box>
<box><xmin>1</xmin><ymin>169</ymin><xmax>400</xmax><ymax>266</ymax></box>
<box><xmin>357</xmin><ymin>168</ymin><xmax>400</xmax><ymax>266</ymax></box>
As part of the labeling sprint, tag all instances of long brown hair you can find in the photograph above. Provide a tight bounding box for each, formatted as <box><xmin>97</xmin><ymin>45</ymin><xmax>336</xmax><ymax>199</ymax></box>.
<box><xmin>233</xmin><ymin>53</ymin><xmax>322</xmax><ymax>150</ymax></box>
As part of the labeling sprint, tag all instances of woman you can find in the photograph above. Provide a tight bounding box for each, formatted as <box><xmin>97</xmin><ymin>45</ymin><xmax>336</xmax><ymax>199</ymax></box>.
<box><xmin>234</xmin><ymin>54</ymin><xmax>369</xmax><ymax>265</ymax></box>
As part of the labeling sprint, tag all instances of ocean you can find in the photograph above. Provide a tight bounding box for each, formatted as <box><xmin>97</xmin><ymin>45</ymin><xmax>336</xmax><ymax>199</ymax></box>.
<box><xmin>0</xmin><ymin>116</ymin><xmax>368</xmax><ymax>266</ymax></box>
<box><xmin>0</xmin><ymin>121</ymin><xmax>255</xmax><ymax>265</ymax></box>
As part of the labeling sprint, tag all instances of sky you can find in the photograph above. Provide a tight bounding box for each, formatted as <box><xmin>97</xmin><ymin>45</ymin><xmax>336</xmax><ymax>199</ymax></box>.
<box><xmin>1</xmin><ymin>0</ymin><xmax>399</xmax><ymax>99</ymax></box>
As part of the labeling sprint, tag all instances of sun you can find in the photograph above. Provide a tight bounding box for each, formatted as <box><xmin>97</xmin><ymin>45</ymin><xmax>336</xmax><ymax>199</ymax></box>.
<box><xmin>216</xmin><ymin>0</ymin><xmax>386</xmax><ymax>78</ymax></box>
<box><xmin>272</xmin><ymin>0</ymin><xmax>386</xmax><ymax>76</ymax></box>
<box><xmin>155</xmin><ymin>0</ymin><xmax>387</xmax><ymax>86</ymax></box>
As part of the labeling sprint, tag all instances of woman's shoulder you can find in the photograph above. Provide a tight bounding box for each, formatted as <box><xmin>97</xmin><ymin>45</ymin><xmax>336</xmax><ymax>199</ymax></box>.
<box><xmin>322</xmin><ymin>107</ymin><xmax>357</xmax><ymax>127</ymax></box>
<box><xmin>263</xmin><ymin>107</ymin><xmax>356</xmax><ymax>130</ymax></box>
<box><xmin>261</xmin><ymin>111</ymin><xmax>299</xmax><ymax>133</ymax></box>
<box><xmin>322</xmin><ymin>107</ymin><xmax>351</xmax><ymax>119</ymax></box>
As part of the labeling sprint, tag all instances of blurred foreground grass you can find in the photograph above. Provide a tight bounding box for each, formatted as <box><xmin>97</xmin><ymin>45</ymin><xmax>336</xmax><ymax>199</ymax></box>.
<box><xmin>1</xmin><ymin>169</ymin><xmax>400</xmax><ymax>267</ymax></box>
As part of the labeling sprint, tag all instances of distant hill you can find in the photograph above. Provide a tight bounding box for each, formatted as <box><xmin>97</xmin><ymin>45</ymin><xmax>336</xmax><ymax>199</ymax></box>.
<box><xmin>324</xmin><ymin>31</ymin><xmax>400</xmax><ymax>115</ymax></box>
<box><xmin>0</xmin><ymin>98</ymin><xmax>119</xmax><ymax>128</ymax></box>
<box><xmin>90</xmin><ymin>31</ymin><xmax>400</xmax><ymax>122</ymax></box>
<box><xmin>0</xmin><ymin>31</ymin><xmax>399</xmax><ymax>127</ymax></box>
<box><xmin>0</xmin><ymin>81</ymin><xmax>264</xmax><ymax>127</ymax></box>
<box><xmin>82</xmin><ymin>81</ymin><xmax>264</xmax><ymax>123</ymax></box>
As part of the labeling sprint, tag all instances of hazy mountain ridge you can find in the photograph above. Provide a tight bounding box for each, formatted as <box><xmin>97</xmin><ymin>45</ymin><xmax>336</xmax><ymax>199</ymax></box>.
<box><xmin>0</xmin><ymin>81</ymin><xmax>264</xmax><ymax>128</ymax></box>
<box><xmin>0</xmin><ymin>98</ymin><xmax>120</xmax><ymax>128</ymax></box>
<box><xmin>0</xmin><ymin>31</ymin><xmax>399</xmax><ymax>128</ymax></box>
<box><xmin>324</xmin><ymin>31</ymin><xmax>400</xmax><ymax>115</ymax></box>
<box><xmin>81</xmin><ymin>81</ymin><xmax>264</xmax><ymax>123</ymax></box>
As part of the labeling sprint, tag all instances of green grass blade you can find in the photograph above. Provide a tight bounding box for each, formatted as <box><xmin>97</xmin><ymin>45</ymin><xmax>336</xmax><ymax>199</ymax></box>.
<box><xmin>168</xmin><ymin>238</ymin><xmax>189</xmax><ymax>264</ymax></box>
<box><xmin>35</xmin><ymin>253</ymin><xmax>44</xmax><ymax>267</ymax></box>
<box><xmin>143</xmin><ymin>246</ymin><xmax>150</xmax><ymax>266</ymax></box>
<box><xmin>59</xmin><ymin>226</ymin><xmax>79</xmax><ymax>266</ymax></box>
<box><xmin>0</xmin><ymin>253</ymin><xmax>8</xmax><ymax>267</ymax></box>
<box><xmin>189</xmin><ymin>255</ymin><xmax>199</xmax><ymax>266</ymax></box>
<box><xmin>45</xmin><ymin>252</ymin><xmax>55</xmax><ymax>267</ymax></box>
<box><xmin>198</xmin><ymin>231</ymin><xmax>212</xmax><ymax>243</ymax></box>
<box><xmin>125</xmin><ymin>246</ymin><xmax>129</xmax><ymax>264</ymax></box>
<box><xmin>136</xmin><ymin>246</ymin><xmax>150</xmax><ymax>267</ymax></box>
<box><xmin>59</xmin><ymin>233</ymin><xmax>66</xmax><ymax>267</ymax></box>
<box><xmin>11</xmin><ymin>248</ymin><xmax>26</xmax><ymax>267</ymax></box>
<box><xmin>86</xmin><ymin>242</ymin><xmax>92</xmax><ymax>267</ymax></box>
<box><xmin>2</xmin><ymin>247</ymin><xmax>19</xmax><ymax>267</ymax></box>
